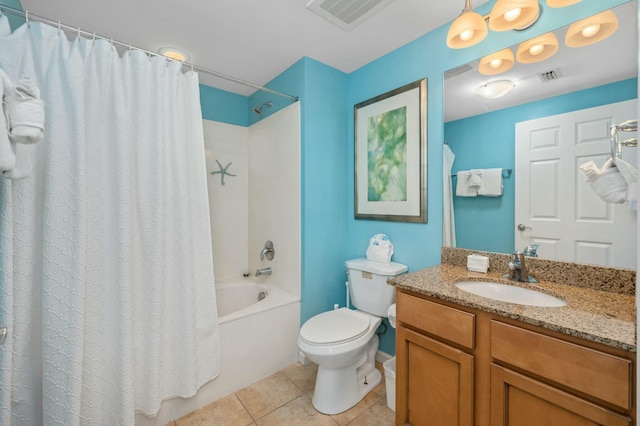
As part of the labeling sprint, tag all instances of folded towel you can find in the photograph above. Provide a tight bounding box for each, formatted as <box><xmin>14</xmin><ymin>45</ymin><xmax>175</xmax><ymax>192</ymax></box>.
<box><xmin>613</xmin><ymin>158</ymin><xmax>638</xmax><ymax>210</ymax></box>
<box><xmin>468</xmin><ymin>169</ymin><xmax>482</xmax><ymax>187</ymax></box>
<box><xmin>366</xmin><ymin>233</ymin><xmax>394</xmax><ymax>263</ymax></box>
<box><xmin>455</xmin><ymin>171</ymin><xmax>477</xmax><ymax>197</ymax></box>
<box><xmin>580</xmin><ymin>159</ymin><xmax>627</xmax><ymax>204</ymax></box>
<box><xmin>478</xmin><ymin>168</ymin><xmax>504</xmax><ymax>196</ymax></box>
<box><xmin>2</xmin><ymin>143</ymin><xmax>33</xmax><ymax>180</ymax></box>
<box><xmin>5</xmin><ymin>75</ymin><xmax>45</xmax><ymax>144</ymax></box>
<box><xmin>0</xmin><ymin>69</ymin><xmax>15</xmax><ymax>171</ymax></box>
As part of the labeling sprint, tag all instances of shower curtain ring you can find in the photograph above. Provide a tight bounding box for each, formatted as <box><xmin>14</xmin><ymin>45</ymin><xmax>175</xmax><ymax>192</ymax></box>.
<box><xmin>92</xmin><ymin>32</ymin><xmax>96</xmax><ymax>41</ymax></box>
<box><xmin>77</xmin><ymin>27</ymin><xmax>80</xmax><ymax>38</ymax></box>
<box><xmin>57</xmin><ymin>21</ymin><xmax>61</xmax><ymax>31</ymax></box>
<box><xmin>25</xmin><ymin>11</ymin><xmax>28</xmax><ymax>24</ymax></box>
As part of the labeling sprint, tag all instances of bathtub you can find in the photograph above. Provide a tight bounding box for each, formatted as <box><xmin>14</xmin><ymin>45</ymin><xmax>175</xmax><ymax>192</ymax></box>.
<box><xmin>136</xmin><ymin>281</ymin><xmax>300</xmax><ymax>425</ymax></box>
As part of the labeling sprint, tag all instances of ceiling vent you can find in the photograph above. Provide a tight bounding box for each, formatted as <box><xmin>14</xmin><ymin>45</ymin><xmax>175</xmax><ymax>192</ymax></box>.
<box><xmin>307</xmin><ymin>0</ymin><xmax>396</xmax><ymax>31</ymax></box>
<box><xmin>537</xmin><ymin>68</ymin><xmax>562</xmax><ymax>83</ymax></box>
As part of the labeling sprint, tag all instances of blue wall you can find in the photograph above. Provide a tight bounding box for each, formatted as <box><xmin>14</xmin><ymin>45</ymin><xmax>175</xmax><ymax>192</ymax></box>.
<box><xmin>446</xmin><ymin>78</ymin><xmax>637</xmax><ymax>254</ymax></box>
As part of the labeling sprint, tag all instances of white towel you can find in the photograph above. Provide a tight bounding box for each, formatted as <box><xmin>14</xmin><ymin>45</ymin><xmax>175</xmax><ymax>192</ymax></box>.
<box><xmin>5</xmin><ymin>75</ymin><xmax>45</xmax><ymax>144</ymax></box>
<box><xmin>612</xmin><ymin>158</ymin><xmax>638</xmax><ymax>210</ymax></box>
<box><xmin>580</xmin><ymin>159</ymin><xmax>627</xmax><ymax>204</ymax></box>
<box><xmin>366</xmin><ymin>233</ymin><xmax>394</xmax><ymax>263</ymax></box>
<box><xmin>0</xmin><ymin>69</ymin><xmax>15</xmax><ymax>171</ymax></box>
<box><xmin>1</xmin><ymin>74</ymin><xmax>45</xmax><ymax>180</ymax></box>
<box><xmin>478</xmin><ymin>168</ymin><xmax>504</xmax><ymax>196</ymax></box>
<box><xmin>455</xmin><ymin>171</ymin><xmax>477</xmax><ymax>197</ymax></box>
<box><xmin>468</xmin><ymin>169</ymin><xmax>482</xmax><ymax>187</ymax></box>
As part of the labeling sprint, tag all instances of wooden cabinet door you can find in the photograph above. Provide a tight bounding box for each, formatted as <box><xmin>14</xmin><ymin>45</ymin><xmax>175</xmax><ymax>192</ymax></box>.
<box><xmin>490</xmin><ymin>364</ymin><xmax>631</xmax><ymax>426</ymax></box>
<box><xmin>396</xmin><ymin>326</ymin><xmax>474</xmax><ymax>426</ymax></box>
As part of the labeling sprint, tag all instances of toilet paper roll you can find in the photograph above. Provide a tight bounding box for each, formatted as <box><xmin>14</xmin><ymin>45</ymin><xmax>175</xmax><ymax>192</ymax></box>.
<box><xmin>387</xmin><ymin>303</ymin><xmax>396</xmax><ymax>328</ymax></box>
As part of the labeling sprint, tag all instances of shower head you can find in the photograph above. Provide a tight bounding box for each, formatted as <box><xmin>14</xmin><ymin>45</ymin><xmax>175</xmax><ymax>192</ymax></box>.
<box><xmin>253</xmin><ymin>101</ymin><xmax>272</xmax><ymax>115</ymax></box>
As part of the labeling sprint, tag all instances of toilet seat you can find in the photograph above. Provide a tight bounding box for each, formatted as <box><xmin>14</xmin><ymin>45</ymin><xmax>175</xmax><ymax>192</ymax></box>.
<box><xmin>300</xmin><ymin>308</ymin><xmax>370</xmax><ymax>345</ymax></box>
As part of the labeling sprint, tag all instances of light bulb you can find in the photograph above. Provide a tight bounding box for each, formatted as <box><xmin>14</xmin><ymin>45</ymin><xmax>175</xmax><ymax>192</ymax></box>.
<box><xmin>504</xmin><ymin>7</ymin><xmax>522</xmax><ymax>22</ymax></box>
<box><xmin>460</xmin><ymin>30</ymin><xmax>474</xmax><ymax>41</ymax></box>
<box><xmin>529</xmin><ymin>44</ymin><xmax>544</xmax><ymax>55</ymax></box>
<box><xmin>490</xmin><ymin>59</ymin><xmax>503</xmax><ymax>68</ymax></box>
<box><xmin>581</xmin><ymin>23</ymin><xmax>601</xmax><ymax>38</ymax></box>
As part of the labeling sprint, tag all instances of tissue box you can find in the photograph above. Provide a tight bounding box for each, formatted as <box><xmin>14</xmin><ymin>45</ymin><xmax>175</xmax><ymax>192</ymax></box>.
<box><xmin>467</xmin><ymin>254</ymin><xmax>489</xmax><ymax>273</ymax></box>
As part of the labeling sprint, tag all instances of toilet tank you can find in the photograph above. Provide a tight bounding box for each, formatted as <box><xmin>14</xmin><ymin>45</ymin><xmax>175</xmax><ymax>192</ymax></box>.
<box><xmin>346</xmin><ymin>258</ymin><xmax>408</xmax><ymax>317</ymax></box>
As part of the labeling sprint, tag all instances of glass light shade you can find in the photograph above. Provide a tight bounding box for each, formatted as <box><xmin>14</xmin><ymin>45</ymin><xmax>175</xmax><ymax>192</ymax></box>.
<box><xmin>489</xmin><ymin>0</ymin><xmax>539</xmax><ymax>31</ymax></box>
<box><xmin>516</xmin><ymin>32</ymin><xmax>559</xmax><ymax>63</ymax></box>
<box><xmin>158</xmin><ymin>47</ymin><xmax>190</xmax><ymax>62</ymax></box>
<box><xmin>476</xmin><ymin>80</ymin><xmax>515</xmax><ymax>99</ymax></box>
<box><xmin>447</xmin><ymin>9</ymin><xmax>488</xmax><ymax>48</ymax></box>
<box><xmin>546</xmin><ymin>0</ymin><xmax>581</xmax><ymax>7</ymax></box>
<box><xmin>565</xmin><ymin>10</ymin><xmax>618</xmax><ymax>47</ymax></box>
<box><xmin>478</xmin><ymin>48</ymin><xmax>515</xmax><ymax>75</ymax></box>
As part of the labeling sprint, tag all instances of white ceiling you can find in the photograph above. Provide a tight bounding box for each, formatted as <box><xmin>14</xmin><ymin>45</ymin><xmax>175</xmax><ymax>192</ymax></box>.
<box><xmin>444</xmin><ymin>1</ymin><xmax>637</xmax><ymax>122</ymax></box>
<box><xmin>18</xmin><ymin>0</ymin><xmax>637</xmax><ymax>117</ymax></box>
<box><xmin>20</xmin><ymin>0</ymin><xmax>490</xmax><ymax>96</ymax></box>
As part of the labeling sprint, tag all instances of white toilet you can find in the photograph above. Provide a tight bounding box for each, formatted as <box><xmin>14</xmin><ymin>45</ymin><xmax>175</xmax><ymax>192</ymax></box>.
<box><xmin>297</xmin><ymin>258</ymin><xmax>408</xmax><ymax>414</ymax></box>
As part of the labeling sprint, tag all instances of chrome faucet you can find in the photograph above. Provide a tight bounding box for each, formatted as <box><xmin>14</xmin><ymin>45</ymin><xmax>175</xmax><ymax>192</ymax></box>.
<box><xmin>255</xmin><ymin>267</ymin><xmax>272</xmax><ymax>277</ymax></box>
<box><xmin>523</xmin><ymin>244</ymin><xmax>540</xmax><ymax>257</ymax></box>
<box><xmin>259</xmin><ymin>240</ymin><xmax>275</xmax><ymax>261</ymax></box>
<box><xmin>505</xmin><ymin>250</ymin><xmax>538</xmax><ymax>283</ymax></box>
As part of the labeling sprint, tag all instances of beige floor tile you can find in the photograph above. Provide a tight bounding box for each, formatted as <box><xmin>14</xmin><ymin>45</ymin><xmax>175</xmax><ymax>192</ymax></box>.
<box><xmin>175</xmin><ymin>394</ymin><xmax>254</xmax><ymax>426</ymax></box>
<box><xmin>281</xmin><ymin>362</ymin><xmax>318</xmax><ymax>397</ymax></box>
<box><xmin>256</xmin><ymin>395</ymin><xmax>339</xmax><ymax>426</ymax></box>
<box><xmin>236</xmin><ymin>372</ymin><xmax>303</xmax><ymax>419</ymax></box>
<box><xmin>343</xmin><ymin>398</ymin><xmax>395</xmax><ymax>426</ymax></box>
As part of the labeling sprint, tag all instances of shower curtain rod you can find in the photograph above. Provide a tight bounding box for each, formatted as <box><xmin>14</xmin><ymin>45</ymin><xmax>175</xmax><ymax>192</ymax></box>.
<box><xmin>0</xmin><ymin>3</ymin><xmax>299</xmax><ymax>102</ymax></box>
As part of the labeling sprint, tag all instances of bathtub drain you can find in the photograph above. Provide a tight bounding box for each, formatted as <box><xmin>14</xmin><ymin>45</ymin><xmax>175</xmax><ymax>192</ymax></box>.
<box><xmin>258</xmin><ymin>291</ymin><xmax>266</xmax><ymax>301</ymax></box>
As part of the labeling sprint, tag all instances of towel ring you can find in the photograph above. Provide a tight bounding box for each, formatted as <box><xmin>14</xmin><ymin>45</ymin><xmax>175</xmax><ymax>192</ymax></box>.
<box><xmin>610</xmin><ymin>119</ymin><xmax>638</xmax><ymax>162</ymax></box>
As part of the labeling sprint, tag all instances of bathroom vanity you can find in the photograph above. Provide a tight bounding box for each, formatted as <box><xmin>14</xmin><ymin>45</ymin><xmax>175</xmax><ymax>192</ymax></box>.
<box><xmin>390</xmin><ymin>248</ymin><xmax>636</xmax><ymax>426</ymax></box>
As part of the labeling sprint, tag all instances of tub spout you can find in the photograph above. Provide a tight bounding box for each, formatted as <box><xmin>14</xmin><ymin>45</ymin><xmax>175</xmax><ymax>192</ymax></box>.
<box><xmin>255</xmin><ymin>267</ymin><xmax>272</xmax><ymax>277</ymax></box>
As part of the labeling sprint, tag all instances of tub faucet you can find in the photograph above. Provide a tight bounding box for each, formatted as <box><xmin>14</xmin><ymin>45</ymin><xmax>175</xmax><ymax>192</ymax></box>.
<box><xmin>255</xmin><ymin>267</ymin><xmax>272</xmax><ymax>277</ymax></box>
<box><xmin>505</xmin><ymin>250</ymin><xmax>538</xmax><ymax>283</ymax></box>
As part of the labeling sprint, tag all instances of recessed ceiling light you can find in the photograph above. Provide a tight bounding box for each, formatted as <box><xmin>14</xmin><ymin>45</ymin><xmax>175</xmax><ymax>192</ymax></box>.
<box><xmin>476</xmin><ymin>80</ymin><xmax>515</xmax><ymax>99</ymax></box>
<box><xmin>158</xmin><ymin>47</ymin><xmax>190</xmax><ymax>62</ymax></box>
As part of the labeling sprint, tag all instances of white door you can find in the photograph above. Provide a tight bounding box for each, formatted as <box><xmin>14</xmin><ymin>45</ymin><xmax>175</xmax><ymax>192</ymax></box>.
<box><xmin>515</xmin><ymin>100</ymin><xmax>637</xmax><ymax>268</ymax></box>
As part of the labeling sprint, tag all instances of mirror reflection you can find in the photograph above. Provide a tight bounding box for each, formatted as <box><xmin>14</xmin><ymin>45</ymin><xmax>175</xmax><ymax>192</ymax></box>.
<box><xmin>444</xmin><ymin>1</ymin><xmax>638</xmax><ymax>268</ymax></box>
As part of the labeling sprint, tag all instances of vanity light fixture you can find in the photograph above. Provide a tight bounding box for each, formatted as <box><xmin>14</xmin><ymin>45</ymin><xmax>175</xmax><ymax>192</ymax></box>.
<box><xmin>476</xmin><ymin>79</ymin><xmax>515</xmax><ymax>99</ymax></box>
<box><xmin>546</xmin><ymin>0</ymin><xmax>581</xmax><ymax>7</ymax></box>
<box><xmin>516</xmin><ymin>32</ymin><xmax>559</xmax><ymax>63</ymax></box>
<box><xmin>478</xmin><ymin>48</ymin><xmax>515</xmax><ymax>75</ymax></box>
<box><xmin>488</xmin><ymin>0</ymin><xmax>540</xmax><ymax>32</ymax></box>
<box><xmin>158</xmin><ymin>47</ymin><xmax>190</xmax><ymax>62</ymax></box>
<box><xmin>565</xmin><ymin>10</ymin><xmax>618</xmax><ymax>48</ymax></box>
<box><xmin>446</xmin><ymin>0</ymin><xmax>488</xmax><ymax>49</ymax></box>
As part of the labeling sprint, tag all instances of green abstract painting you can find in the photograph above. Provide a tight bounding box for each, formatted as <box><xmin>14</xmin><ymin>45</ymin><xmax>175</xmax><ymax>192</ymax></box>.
<box><xmin>367</xmin><ymin>106</ymin><xmax>407</xmax><ymax>202</ymax></box>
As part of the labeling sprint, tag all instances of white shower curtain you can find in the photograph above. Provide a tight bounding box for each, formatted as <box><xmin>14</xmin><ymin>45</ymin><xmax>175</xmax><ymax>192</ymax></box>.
<box><xmin>0</xmin><ymin>16</ymin><xmax>220</xmax><ymax>425</ymax></box>
<box><xmin>443</xmin><ymin>144</ymin><xmax>456</xmax><ymax>247</ymax></box>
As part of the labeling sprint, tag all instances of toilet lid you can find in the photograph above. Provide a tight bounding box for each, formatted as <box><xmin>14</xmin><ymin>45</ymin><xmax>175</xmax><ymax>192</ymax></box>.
<box><xmin>300</xmin><ymin>308</ymin><xmax>370</xmax><ymax>345</ymax></box>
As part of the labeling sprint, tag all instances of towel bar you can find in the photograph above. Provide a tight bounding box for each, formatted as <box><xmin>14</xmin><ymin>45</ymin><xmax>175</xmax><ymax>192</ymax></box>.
<box><xmin>611</xmin><ymin>120</ymin><xmax>637</xmax><ymax>162</ymax></box>
<box><xmin>452</xmin><ymin>168</ymin><xmax>512</xmax><ymax>178</ymax></box>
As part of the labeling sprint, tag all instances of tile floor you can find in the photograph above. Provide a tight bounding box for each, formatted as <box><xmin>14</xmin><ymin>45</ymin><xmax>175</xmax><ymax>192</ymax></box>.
<box><xmin>169</xmin><ymin>362</ymin><xmax>395</xmax><ymax>426</ymax></box>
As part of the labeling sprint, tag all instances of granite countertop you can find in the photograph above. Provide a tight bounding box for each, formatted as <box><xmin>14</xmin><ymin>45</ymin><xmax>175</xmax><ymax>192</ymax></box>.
<box><xmin>389</xmin><ymin>263</ymin><xmax>637</xmax><ymax>352</ymax></box>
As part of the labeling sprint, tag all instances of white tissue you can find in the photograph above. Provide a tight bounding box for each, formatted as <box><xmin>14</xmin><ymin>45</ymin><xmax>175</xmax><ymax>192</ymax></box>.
<box><xmin>387</xmin><ymin>304</ymin><xmax>396</xmax><ymax>328</ymax></box>
<box><xmin>366</xmin><ymin>233</ymin><xmax>394</xmax><ymax>263</ymax></box>
<box><xmin>467</xmin><ymin>254</ymin><xmax>489</xmax><ymax>273</ymax></box>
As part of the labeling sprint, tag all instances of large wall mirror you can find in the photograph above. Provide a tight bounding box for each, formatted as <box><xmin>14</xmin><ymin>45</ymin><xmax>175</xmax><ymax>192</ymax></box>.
<box><xmin>444</xmin><ymin>1</ymin><xmax>637</xmax><ymax>268</ymax></box>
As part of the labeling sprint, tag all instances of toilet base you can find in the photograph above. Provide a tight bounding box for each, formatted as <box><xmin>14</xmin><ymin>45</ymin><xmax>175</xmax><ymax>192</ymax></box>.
<box><xmin>310</xmin><ymin>335</ymin><xmax>381</xmax><ymax>415</ymax></box>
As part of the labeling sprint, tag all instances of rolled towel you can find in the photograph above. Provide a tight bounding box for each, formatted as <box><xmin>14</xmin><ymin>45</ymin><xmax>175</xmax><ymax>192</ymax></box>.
<box><xmin>455</xmin><ymin>171</ymin><xmax>477</xmax><ymax>197</ymax></box>
<box><xmin>366</xmin><ymin>233</ymin><xmax>394</xmax><ymax>263</ymax></box>
<box><xmin>5</xmin><ymin>75</ymin><xmax>45</xmax><ymax>144</ymax></box>
<box><xmin>477</xmin><ymin>168</ymin><xmax>504</xmax><ymax>197</ymax></box>
<box><xmin>580</xmin><ymin>159</ymin><xmax>627</xmax><ymax>204</ymax></box>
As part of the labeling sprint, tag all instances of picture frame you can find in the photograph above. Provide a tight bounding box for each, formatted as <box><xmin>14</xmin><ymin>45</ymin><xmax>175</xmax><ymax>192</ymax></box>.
<box><xmin>354</xmin><ymin>78</ymin><xmax>427</xmax><ymax>223</ymax></box>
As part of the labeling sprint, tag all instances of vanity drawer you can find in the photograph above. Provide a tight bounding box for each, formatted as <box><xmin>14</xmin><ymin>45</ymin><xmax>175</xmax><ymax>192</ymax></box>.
<box><xmin>491</xmin><ymin>321</ymin><xmax>632</xmax><ymax>411</ymax></box>
<box><xmin>397</xmin><ymin>291</ymin><xmax>475</xmax><ymax>350</ymax></box>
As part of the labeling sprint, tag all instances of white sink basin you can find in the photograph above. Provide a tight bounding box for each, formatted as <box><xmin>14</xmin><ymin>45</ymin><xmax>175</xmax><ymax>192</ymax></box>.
<box><xmin>454</xmin><ymin>281</ymin><xmax>566</xmax><ymax>307</ymax></box>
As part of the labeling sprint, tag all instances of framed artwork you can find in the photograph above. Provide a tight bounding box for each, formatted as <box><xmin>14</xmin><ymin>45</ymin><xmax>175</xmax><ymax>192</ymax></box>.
<box><xmin>354</xmin><ymin>78</ymin><xmax>427</xmax><ymax>223</ymax></box>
